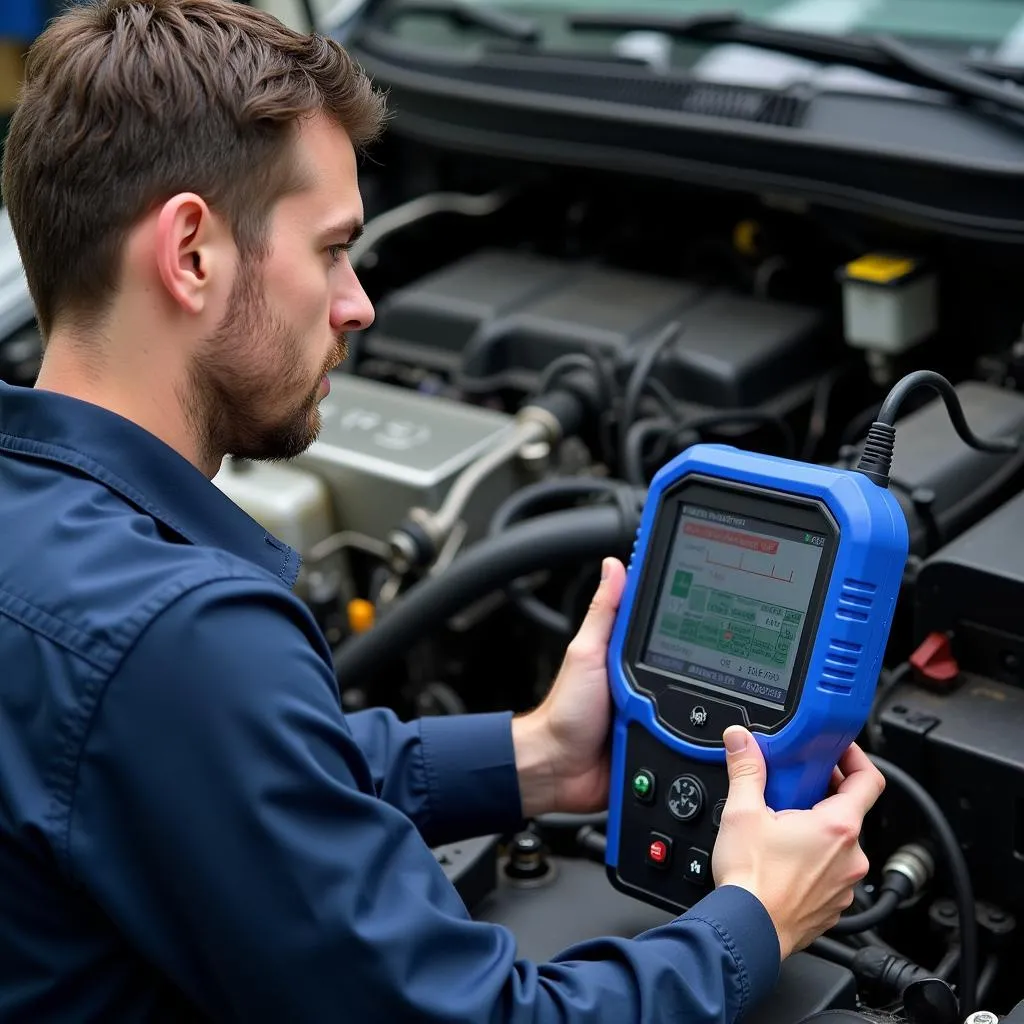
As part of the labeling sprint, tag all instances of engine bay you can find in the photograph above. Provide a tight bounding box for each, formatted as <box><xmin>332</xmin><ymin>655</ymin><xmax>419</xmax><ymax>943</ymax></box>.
<box><xmin>7</xmin><ymin>119</ymin><xmax>1024</xmax><ymax>1021</ymax></box>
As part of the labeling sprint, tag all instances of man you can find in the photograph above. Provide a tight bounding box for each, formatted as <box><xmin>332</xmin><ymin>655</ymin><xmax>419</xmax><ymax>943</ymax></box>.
<box><xmin>0</xmin><ymin>1</ymin><xmax>884</xmax><ymax>1020</ymax></box>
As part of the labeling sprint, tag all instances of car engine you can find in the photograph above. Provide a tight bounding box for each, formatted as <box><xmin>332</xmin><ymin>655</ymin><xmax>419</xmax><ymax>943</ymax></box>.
<box><xmin>7</xmin><ymin>121</ymin><xmax>1024</xmax><ymax>1024</ymax></box>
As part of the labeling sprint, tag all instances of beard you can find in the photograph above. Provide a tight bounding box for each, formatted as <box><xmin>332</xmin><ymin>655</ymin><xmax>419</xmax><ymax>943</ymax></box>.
<box><xmin>183</xmin><ymin>265</ymin><xmax>346</xmax><ymax>468</ymax></box>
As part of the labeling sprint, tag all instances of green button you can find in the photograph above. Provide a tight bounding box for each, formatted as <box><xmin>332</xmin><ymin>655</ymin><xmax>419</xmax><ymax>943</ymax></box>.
<box><xmin>632</xmin><ymin>770</ymin><xmax>655</xmax><ymax>802</ymax></box>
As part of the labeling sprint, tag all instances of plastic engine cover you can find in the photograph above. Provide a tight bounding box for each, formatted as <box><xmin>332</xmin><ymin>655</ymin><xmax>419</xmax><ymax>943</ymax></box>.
<box><xmin>363</xmin><ymin>249</ymin><xmax>831</xmax><ymax>408</ymax></box>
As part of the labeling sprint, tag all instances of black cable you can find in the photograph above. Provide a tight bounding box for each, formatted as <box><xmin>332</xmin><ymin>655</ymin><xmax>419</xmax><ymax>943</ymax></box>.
<box><xmin>811</xmin><ymin>936</ymin><xmax>858</xmax><ymax>968</ymax></box>
<box><xmin>624</xmin><ymin>417</ymin><xmax>672</xmax><ymax>486</ymax></box>
<box><xmin>856</xmin><ymin>371</ymin><xmax>1020</xmax><ymax>488</ymax></box>
<box><xmin>977</xmin><ymin>954</ymin><xmax>1000</xmax><ymax>1004</ymax></box>
<box><xmin>624</xmin><ymin>408</ymin><xmax>797</xmax><ymax>487</ymax></box>
<box><xmin>801</xmin><ymin>365</ymin><xmax>847</xmax><ymax>462</ymax></box>
<box><xmin>575</xmin><ymin>826</ymin><xmax>608</xmax><ymax>863</ymax></box>
<box><xmin>877</xmin><ymin>371</ymin><xmax>1020</xmax><ymax>451</ymax></box>
<box><xmin>333</xmin><ymin>504</ymin><xmax>641</xmax><ymax>682</ymax></box>
<box><xmin>829</xmin><ymin>888</ymin><xmax>901</xmax><ymax>934</ymax></box>
<box><xmin>618</xmin><ymin>322</ymin><xmax>683</xmax><ymax>476</ymax></box>
<box><xmin>488</xmin><ymin>478</ymin><xmax>630</xmax><ymax>634</ymax></box>
<box><xmin>870</xmin><ymin>755</ymin><xmax>978</xmax><ymax>1015</ymax></box>
<box><xmin>488</xmin><ymin>477</ymin><xmax>624</xmax><ymax>535</ymax></box>
<box><xmin>532</xmin><ymin>353</ymin><xmax>610</xmax><ymax>406</ymax></box>
<box><xmin>866</xmin><ymin>661</ymin><xmax>911</xmax><ymax>753</ymax></box>
<box><xmin>935</xmin><ymin>943</ymin><xmax>960</xmax><ymax>981</ymax></box>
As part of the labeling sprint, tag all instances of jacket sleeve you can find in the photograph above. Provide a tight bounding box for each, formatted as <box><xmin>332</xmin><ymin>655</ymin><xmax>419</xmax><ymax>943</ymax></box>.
<box><xmin>67</xmin><ymin>577</ymin><xmax>781</xmax><ymax>1024</ymax></box>
<box><xmin>343</xmin><ymin>705</ymin><xmax>526</xmax><ymax>847</ymax></box>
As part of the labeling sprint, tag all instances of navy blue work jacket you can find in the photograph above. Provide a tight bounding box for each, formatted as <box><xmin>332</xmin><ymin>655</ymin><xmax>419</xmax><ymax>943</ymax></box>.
<box><xmin>0</xmin><ymin>380</ymin><xmax>780</xmax><ymax>1021</ymax></box>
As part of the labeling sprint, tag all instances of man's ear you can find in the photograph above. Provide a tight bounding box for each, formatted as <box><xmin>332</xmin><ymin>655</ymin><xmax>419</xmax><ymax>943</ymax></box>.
<box><xmin>154</xmin><ymin>194</ymin><xmax>228</xmax><ymax>315</ymax></box>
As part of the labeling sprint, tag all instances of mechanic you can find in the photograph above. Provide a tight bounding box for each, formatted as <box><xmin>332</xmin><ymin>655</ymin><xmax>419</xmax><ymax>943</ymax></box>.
<box><xmin>0</xmin><ymin>2</ymin><xmax>885</xmax><ymax>1021</ymax></box>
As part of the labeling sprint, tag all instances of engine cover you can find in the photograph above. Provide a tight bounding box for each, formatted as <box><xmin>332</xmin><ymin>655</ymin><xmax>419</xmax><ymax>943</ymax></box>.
<box><xmin>364</xmin><ymin>249</ymin><xmax>831</xmax><ymax>408</ymax></box>
<box><xmin>215</xmin><ymin>374</ymin><xmax>526</xmax><ymax>559</ymax></box>
<box><xmin>294</xmin><ymin>373</ymin><xmax>525</xmax><ymax>545</ymax></box>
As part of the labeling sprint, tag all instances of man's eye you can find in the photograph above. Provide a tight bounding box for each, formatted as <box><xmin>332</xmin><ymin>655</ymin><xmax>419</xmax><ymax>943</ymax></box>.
<box><xmin>328</xmin><ymin>244</ymin><xmax>348</xmax><ymax>264</ymax></box>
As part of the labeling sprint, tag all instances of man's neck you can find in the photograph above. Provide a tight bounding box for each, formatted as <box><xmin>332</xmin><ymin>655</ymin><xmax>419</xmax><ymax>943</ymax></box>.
<box><xmin>34</xmin><ymin>341</ymin><xmax>214</xmax><ymax>477</ymax></box>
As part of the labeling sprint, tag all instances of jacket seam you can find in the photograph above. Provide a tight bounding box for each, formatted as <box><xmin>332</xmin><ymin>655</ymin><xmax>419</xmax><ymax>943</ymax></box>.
<box><xmin>0</xmin><ymin>432</ymin><xmax>200</xmax><ymax>549</ymax></box>
<box><xmin>688</xmin><ymin>913</ymin><xmax>751</xmax><ymax>1018</ymax></box>
<box><xmin>0</xmin><ymin>586</ymin><xmax>118</xmax><ymax>673</ymax></box>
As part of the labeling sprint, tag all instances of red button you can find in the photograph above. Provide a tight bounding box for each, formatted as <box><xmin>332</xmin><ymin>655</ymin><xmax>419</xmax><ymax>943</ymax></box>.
<box><xmin>649</xmin><ymin>840</ymin><xmax>667</xmax><ymax>863</ymax></box>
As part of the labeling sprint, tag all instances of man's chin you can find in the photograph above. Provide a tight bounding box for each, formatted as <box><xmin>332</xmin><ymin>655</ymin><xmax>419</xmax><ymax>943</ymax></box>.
<box><xmin>232</xmin><ymin>410</ymin><xmax>322</xmax><ymax>463</ymax></box>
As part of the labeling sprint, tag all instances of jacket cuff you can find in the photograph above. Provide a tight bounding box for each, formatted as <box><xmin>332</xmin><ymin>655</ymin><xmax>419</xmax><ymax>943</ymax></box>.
<box><xmin>687</xmin><ymin>884</ymin><xmax>783</xmax><ymax>1012</ymax></box>
<box><xmin>418</xmin><ymin>711</ymin><xmax>524</xmax><ymax>843</ymax></box>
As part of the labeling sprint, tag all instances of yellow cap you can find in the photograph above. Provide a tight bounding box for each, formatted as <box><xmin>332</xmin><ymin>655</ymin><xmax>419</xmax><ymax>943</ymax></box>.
<box><xmin>347</xmin><ymin>598</ymin><xmax>376</xmax><ymax>634</ymax></box>
<box><xmin>733</xmin><ymin>219</ymin><xmax>760</xmax><ymax>258</ymax></box>
<box><xmin>844</xmin><ymin>254</ymin><xmax>916</xmax><ymax>285</ymax></box>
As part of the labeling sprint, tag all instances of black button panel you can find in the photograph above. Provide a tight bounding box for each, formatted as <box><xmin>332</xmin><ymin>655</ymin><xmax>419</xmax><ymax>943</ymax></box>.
<box><xmin>609</xmin><ymin>721</ymin><xmax>729</xmax><ymax>914</ymax></box>
<box><xmin>652</xmin><ymin>686</ymin><xmax>749</xmax><ymax>744</ymax></box>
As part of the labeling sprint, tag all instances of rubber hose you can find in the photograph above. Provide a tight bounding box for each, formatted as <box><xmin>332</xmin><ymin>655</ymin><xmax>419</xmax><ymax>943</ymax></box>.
<box><xmin>870</xmin><ymin>755</ymin><xmax>978</xmax><ymax>1015</ymax></box>
<box><xmin>811</xmin><ymin>936</ymin><xmax>858</xmax><ymax>969</ymax></box>
<box><xmin>829</xmin><ymin>888</ymin><xmax>901</xmax><ymax>934</ymax></box>
<box><xmin>489</xmin><ymin>478</ymin><xmax>635</xmax><ymax>635</ymax></box>
<box><xmin>488</xmin><ymin>477</ymin><xmax>624</xmax><ymax>536</ymax></box>
<box><xmin>332</xmin><ymin>506</ymin><xmax>636</xmax><ymax>683</ymax></box>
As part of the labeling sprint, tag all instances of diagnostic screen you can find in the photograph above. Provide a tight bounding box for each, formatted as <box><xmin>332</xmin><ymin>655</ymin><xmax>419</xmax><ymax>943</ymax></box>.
<box><xmin>642</xmin><ymin>502</ymin><xmax>827</xmax><ymax>707</ymax></box>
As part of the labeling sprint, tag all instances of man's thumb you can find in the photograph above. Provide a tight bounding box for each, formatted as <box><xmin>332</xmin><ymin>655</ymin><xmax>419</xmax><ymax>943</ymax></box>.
<box><xmin>723</xmin><ymin>727</ymin><xmax>767</xmax><ymax>808</ymax></box>
<box><xmin>570</xmin><ymin>558</ymin><xmax>626</xmax><ymax>655</ymax></box>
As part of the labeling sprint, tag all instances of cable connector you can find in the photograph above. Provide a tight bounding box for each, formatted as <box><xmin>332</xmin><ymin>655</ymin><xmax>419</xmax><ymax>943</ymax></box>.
<box><xmin>851</xmin><ymin>946</ymin><xmax>933</xmax><ymax>995</ymax></box>
<box><xmin>855</xmin><ymin>421</ymin><xmax>897</xmax><ymax>488</ymax></box>
<box><xmin>883</xmin><ymin>842</ymin><xmax>935</xmax><ymax>905</ymax></box>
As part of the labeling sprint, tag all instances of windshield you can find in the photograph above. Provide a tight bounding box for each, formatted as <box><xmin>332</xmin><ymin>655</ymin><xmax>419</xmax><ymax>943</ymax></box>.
<box><xmin>385</xmin><ymin>0</ymin><xmax>1024</xmax><ymax>62</ymax></box>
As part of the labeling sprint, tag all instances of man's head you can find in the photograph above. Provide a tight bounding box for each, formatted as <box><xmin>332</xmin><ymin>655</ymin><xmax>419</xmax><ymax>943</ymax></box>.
<box><xmin>2</xmin><ymin>0</ymin><xmax>386</xmax><ymax>469</ymax></box>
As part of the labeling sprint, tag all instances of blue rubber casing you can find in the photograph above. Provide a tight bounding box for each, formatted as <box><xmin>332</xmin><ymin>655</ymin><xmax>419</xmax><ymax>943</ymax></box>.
<box><xmin>605</xmin><ymin>443</ymin><xmax>909</xmax><ymax>874</ymax></box>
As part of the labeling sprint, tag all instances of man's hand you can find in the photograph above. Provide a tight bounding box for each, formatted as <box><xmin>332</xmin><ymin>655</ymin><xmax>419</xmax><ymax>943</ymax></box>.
<box><xmin>712</xmin><ymin>726</ymin><xmax>886</xmax><ymax>959</ymax></box>
<box><xmin>511</xmin><ymin>557</ymin><xmax>627</xmax><ymax>818</ymax></box>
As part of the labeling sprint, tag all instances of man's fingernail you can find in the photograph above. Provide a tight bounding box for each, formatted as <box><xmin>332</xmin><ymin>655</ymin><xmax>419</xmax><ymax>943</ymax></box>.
<box><xmin>601</xmin><ymin>558</ymin><xmax>610</xmax><ymax>580</ymax></box>
<box><xmin>723</xmin><ymin>728</ymin><xmax>747</xmax><ymax>753</ymax></box>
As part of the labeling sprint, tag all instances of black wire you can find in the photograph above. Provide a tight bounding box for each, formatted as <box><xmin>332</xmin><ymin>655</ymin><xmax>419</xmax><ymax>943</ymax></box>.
<box><xmin>869</xmin><ymin>755</ymin><xmax>978</xmax><ymax>1015</ymax></box>
<box><xmin>865</xmin><ymin>661</ymin><xmax>911</xmax><ymax>753</ymax></box>
<box><xmin>801</xmin><ymin>365</ymin><xmax>847</xmax><ymax>462</ymax></box>
<box><xmin>533</xmin><ymin>352</ymin><xmax>611</xmax><ymax>407</ymax></box>
<box><xmin>811</xmin><ymin>936</ymin><xmax>858</xmax><ymax>968</ymax></box>
<box><xmin>623</xmin><ymin>417</ymin><xmax>672</xmax><ymax>486</ymax></box>
<box><xmin>488</xmin><ymin>477</ymin><xmax>628</xmax><ymax>635</ymax></box>
<box><xmin>977</xmin><ymin>954</ymin><xmax>1000</xmax><ymax>1004</ymax></box>
<box><xmin>935</xmin><ymin>943</ymin><xmax>960</xmax><ymax>981</ymax></box>
<box><xmin>877</xmin><ymin>371</ymin><xmax>1019</xmax><ymax>454</ymax></box>
<box><xmin>829</xmin><ymin>888</ymin><xmax>901</xmax><ymax>934</ymax></box>
<box><xmin>623</xmin><ymin>408</ymin><xmax>797</xmax><ymax>486</ymax></box>
<box><xmin>618</xmin><ymin>322</ymin><xmax>683</xmax><ymax>475</ymax></box>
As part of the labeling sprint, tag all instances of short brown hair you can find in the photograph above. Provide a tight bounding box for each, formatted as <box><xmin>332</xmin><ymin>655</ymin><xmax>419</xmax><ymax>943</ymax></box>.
<box><xmin>2</xmin><ymin>0</ymin><xmax>387</xmax><ymax>338</ymax></box>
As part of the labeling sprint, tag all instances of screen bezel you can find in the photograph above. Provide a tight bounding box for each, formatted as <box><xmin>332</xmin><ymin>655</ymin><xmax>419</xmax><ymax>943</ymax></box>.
<box><xmin>624</xmin><ymin>474</ymin><xmax>839</xmax><ymax>738</ymax></box>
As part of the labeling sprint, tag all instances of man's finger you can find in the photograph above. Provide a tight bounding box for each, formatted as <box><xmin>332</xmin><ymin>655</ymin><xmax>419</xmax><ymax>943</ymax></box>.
<box><xmin>722</xmin><ymin>727</ymin><xmax>767</xmax><ymax>813</ymax></box>
<box><xmin>831</xmin><ymin>744</ymin><xmax>885</xmax><ymax>815</ymax></box>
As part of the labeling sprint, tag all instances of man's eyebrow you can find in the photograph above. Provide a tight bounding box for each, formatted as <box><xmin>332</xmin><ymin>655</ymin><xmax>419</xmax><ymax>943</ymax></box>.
<box><xmin>319</xmin><ymin>217</ymin><xmax>364</xmax><ymax>243</ymax></box>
